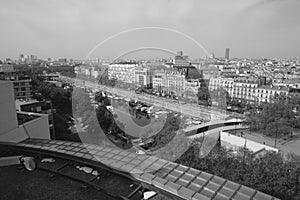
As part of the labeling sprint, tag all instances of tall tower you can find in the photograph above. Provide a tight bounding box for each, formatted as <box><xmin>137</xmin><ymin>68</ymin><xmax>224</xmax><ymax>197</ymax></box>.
<box><xmin>225</xmin><ymin>48</ymin><xmax>230</xmax><ymax>60</ymax></box>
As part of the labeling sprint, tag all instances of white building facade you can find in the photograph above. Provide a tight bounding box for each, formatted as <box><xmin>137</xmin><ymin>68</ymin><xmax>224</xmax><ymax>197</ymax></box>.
<box><xmin>108</xmin><ymin>62</ymin><xmax>137</xmax><ymax>84</ymax></box>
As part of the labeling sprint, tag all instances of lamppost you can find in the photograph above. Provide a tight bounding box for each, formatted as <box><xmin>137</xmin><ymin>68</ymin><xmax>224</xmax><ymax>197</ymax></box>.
<box><xmin>274</xmin><ymin>124</ymin><xmax>278</xmax><ymax>148</ymax></box>
<box><xmin>274</xmin><ymin>118</ymin><xmax>284</xmax><ymax>148</ymax></box>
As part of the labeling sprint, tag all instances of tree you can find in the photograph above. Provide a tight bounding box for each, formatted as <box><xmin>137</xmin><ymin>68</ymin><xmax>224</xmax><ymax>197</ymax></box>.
<box><xmin>245</xmin><ymin>96</ymin><xmax>298</xmax><ymax>138</ymax></box>
<box><xmin>31</xmin><ymin>75</ymin><xmax>73</xmax><ymax>115</ymax></box>
<box><xmin>210</xmin><ymin>87</ymin><xmax>229</xmax><ymax>110</ymax></box>
<box><xmin>72</xmin><ymin>88</ymin><xmax>93</xmax><ymax>118</ymax></box>
<box><xmin>176</xmin><ymin>143</ymin><xmax>300</xmax><ymax>200</ymax></box>
<box><xmin>95</xmin><ymin>106</ymin><xmax>114</xmax><ymax>132</ymax></box>
<box><xmin>197</xmin><ymin>81</ymin><xmax>211</xmax><ymax>106</ymax></box>
<box><xmin>30</xmin><ymin>75</ymin><xmax>75</xmax><ymax>140</ymax></box>
<box><xmin>148</xmin><ymin>114</ymin><xmax>181</xmax><ymax>150</ymax></box>
<box><xmin>53</xmin><ymin>113</ymin><xmax>71</xmax><ymax>140</ymax></box>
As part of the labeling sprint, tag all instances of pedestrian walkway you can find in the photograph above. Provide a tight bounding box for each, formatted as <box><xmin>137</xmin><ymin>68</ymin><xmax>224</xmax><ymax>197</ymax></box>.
<box><xmin>232</xmin><ymin>129</ymin><xmax>300</xmax><ymax>156</ymax></box>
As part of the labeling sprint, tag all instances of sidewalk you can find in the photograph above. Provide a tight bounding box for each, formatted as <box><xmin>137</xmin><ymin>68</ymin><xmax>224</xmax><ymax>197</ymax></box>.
<box><xmin>232</xmin><ymin>129</ymin><xmax>300</xmax><ymax>156</ymax></box>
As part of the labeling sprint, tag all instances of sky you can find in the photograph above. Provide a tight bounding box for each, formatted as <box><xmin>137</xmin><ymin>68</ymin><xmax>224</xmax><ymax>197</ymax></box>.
<box><xmin>0</xmin><ymin>0</ymin><xmax>299</xmax><ymax>60</ymax></box>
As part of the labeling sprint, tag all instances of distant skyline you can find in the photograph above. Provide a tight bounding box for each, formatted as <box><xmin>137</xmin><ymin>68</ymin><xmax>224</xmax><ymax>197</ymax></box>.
<box><xmin>0</xmin><ymin>0</ymin><xmax>300</xmax><ymax>60</ymax></box>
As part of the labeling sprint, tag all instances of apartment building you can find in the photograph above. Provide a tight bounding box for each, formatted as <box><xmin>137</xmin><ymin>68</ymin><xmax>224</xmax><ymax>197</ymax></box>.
<box><xmin>209</xmin><ymin>75</ymin><xmax>293</xmax><ymax>105</ymax></box>
<box><xmin>0</xmin><ymin>72</ymin><xmax>32</xmax><ymax>99</ymax></box>
<box><xmin>0</xmin><ymin>63</ymin><xmax>14</xmax><ymax>72</ymax></box>
<box><xmin>75</xmin><ymin>64</ymin><xmax>109</xmax><ymax>79</ymax></box>
<box><xmin>174</xmin><ymin>51</ymin><xmax>190</xmax><ymax>66</ymax></box>
<box><xmin>231</xmin><ymin>76</ymin><xmax>265</xmax><ymax>103</ymax></box>
<box><xmin>134</xmin><ymin>66</ymin><xmax>153</xmax><ymax>88</ymax></box>
<box><xmin>152</xmin><ymin>69</ymin><xmax>186</xmax><ymax>96</ymax></box>
<box><xmin>255</xmin><ymin>85</ymin><xmax>289</xmax><ymax>104</ymax></box>
<box><xmin>200</xmin><ymin>65</ymin><xmax>221</xmax><ymax>79</ymax></box>
<box><xmin>108</xmin><ymin>62</ymin><xmax>137</xmax><ymax>84</ymax></box>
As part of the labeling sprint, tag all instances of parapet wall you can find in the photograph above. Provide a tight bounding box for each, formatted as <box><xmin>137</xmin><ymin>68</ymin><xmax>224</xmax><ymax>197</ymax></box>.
<box><xmin>220</xmin><ymin>131</ymin><xmax>279</xmax><ymax>153</ymax></box>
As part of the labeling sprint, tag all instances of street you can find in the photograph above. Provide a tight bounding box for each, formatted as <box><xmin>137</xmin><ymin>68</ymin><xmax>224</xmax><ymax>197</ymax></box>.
<box><xmin>65</xmin><ymin>76</ymin><xmax>230</xmax><ymax>121</ymax></box>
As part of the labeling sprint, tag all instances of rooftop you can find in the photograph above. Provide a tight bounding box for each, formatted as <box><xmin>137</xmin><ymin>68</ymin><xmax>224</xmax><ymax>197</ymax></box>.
<box><xmin>259</xmin><ymin>85</ymin><xmax>289</xmax><ymax>91</ymax></box>
<box><xmin>0</xmin><ymin>138</ymin><xmax>279</xmax><ymax>200</ymax></box>
<box><xmin>0</xmin><ymin>165</ymin><xmax>118</xmax><ymax>200</ymax></box>
<box><xmin>15</xmin><ymin>99</ymin><xmax>39</xmax><ymax>109</ymax></box>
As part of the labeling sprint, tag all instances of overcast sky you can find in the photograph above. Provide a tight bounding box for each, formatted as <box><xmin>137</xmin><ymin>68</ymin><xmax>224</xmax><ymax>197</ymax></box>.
<box><xmin>0</xmin><ymin>0</ymin><xmax>299</xmax><ymax>60</ymax></box>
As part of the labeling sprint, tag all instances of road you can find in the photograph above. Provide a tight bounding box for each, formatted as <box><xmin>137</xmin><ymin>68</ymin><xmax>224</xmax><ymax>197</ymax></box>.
<box><xmin>60</xmin><ymin>76</ymin><xmax>232</xmax><ymax>121</ymax></box>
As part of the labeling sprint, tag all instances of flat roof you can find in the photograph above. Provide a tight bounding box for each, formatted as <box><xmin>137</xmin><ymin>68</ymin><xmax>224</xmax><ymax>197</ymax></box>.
<box><xmin>15</xmin><ymin>99</ymin><xmax>39</xmax><ymax>108</ymax></box>
<box><xmin>0</xmin><ymin>165</ymin><xmax>118</xmax><ymax>200</ymax></box>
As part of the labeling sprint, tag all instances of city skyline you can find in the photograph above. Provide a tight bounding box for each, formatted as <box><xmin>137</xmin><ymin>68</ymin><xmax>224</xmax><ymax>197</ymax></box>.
<box><xmin>0</xmin><ymin>0</ymin><xmax>300</xmax><ymax>60</ymax></box>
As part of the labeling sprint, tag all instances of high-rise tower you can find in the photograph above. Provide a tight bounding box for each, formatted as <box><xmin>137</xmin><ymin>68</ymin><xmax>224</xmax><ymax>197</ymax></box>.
<box><xmin>225</xmin><ymin>48</ymin><xmax>230</xmax><ymax>60</ymax></box>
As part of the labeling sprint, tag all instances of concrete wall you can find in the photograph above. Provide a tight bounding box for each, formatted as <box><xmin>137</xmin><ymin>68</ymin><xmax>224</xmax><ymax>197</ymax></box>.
<box><xmin>0</xmin><ymin>81</ymin><xmax>18</xmax><ymax>135</ymax></box>
<box><xmin>22</xmin><ymin>113</ymin><xmax>50</xmax><ymax>140</ymax></box>
<box><xmin>0</xmin><ymin>126</ymin><xmax>28</xmax><ymax>143</ymax></box>
<box><xmin>0</xmin><ymin>81</ymin><xmax>50</xmax><ymax>142</ymax></box>
<box><xmin>0</xmin><ymin>113</ymin><xmax>50</xmax><ymax>143</ymax></box>
<box><xmin>220</xmin><ymin>131</ymin><xmax>278</xmax><ymax>153</ymax></box>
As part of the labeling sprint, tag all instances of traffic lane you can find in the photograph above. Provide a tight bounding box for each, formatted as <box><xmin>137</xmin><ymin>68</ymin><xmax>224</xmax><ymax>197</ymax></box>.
<box><xmin>77</xmin><ymin>81</ymin><xmax>228</xmax><ymax>119</ymax></box>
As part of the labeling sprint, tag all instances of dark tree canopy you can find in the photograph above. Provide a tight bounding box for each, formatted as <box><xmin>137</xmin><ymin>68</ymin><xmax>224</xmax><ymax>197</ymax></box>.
<box><xmin>30</xmin><ymin>75</ymin><xmax>74</xmax><ymax>141</ymax></box>
<box><xmin>197</xmin><ymin>81</ymin><xmax>211</xmax><ymax>106</ymax></box>
<box><xmin>245</xmin><ymin>94</ymin><xmax>300</xmax><ymax>137</ymax></box>
<box><xmin>176</xmin><ymin>141</ymin><xmax>300</xmax><ymax>200</ymax></box>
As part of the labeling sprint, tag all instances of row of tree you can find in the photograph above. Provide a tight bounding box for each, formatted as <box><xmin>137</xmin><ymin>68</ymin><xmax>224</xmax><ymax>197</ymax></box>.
<box><xmin>14</xmin><ymin>63</ymin><xmax>76</xmax><ymax>77</ymax></box>
<box><xmin>245</xmin><ymin>94</ymin><xmax>300</xmax><ymax>138</ymax></box>
<box><xmin>31</xmin><ymin>75</ymin><xmax>74</xmax><ymax>140</ymax></box>
<box><xmin>176</xmin><ymin>140</ymin><xmax>300</xmax><ymax>200</ymax></box>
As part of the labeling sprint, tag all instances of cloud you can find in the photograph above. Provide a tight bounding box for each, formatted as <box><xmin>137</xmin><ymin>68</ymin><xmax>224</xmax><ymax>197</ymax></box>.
<box><xmin>0</xmin><ymin>0</ymin><xmax>299</xmax><ymax>59</ymax></box>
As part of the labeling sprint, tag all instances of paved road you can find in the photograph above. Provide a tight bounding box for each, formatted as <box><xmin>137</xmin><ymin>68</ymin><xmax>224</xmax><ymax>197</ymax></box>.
<box><xmin>61</xmin><ymin>76</ymin><xmax>300</xmax><ymax>158</ymax></box>
<box><xmin>63</xmin><ymin>76</ymin><xmax>230</xmax><ymax>121</ymax></box>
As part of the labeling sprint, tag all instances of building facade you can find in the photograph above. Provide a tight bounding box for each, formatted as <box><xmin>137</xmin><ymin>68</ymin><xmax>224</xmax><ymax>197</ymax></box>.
<box><xmin>108</xmin><ymin>62</ymin><xmax>137</xmax><ymax>84</ymax></box>
<box><xmin>0</xmin><ymin>72</ymin><xmax>32</xmax><ymax>100</ymax></box>
<box><xmin>134</xmin><ymin>66</ymin><xmax>153</xmax><ymax>88</ymax></box>
<box><xmin>200</xmin><ymin>65</ymin><xmax>221</xmax><ymax>79</ymax></box>
<box><xmin>255</xmin><ymin>85</ymin><xmax>289</xmax><ymax>104</ymax></box>
<box><xmin>231</xmin><ymin>76</ymin><xmax>265</xmax><ymax>103</ymax></box>
<box><xmin>153</xmin><ymin>69</ymin><xmax>186</xmax><ymax>96</ymax></box>
<box><xmin>225</xmin><ymin>48</ymin><xmax>230</xmax><ymax>60</ymax></box>
<box><xmin>0</xmin><ymin>64</ymin><xmax>14</xmax><ymax>73</ymax></box>
<box><xmin>75</xmin><ymin>64</ymin><xmax>109</xmax><ymax>80</ymax></box>
<box><xmin>208</xmin><ymin>76</ymin><xmax>291</xmax><ymax>105</ymax></box>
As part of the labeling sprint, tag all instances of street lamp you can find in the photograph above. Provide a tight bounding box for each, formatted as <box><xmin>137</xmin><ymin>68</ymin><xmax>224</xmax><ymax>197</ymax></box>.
<box><xmin>274</xmin><ymin>124</ymin><xmax>278</xmax><ymax>148</ymax></box>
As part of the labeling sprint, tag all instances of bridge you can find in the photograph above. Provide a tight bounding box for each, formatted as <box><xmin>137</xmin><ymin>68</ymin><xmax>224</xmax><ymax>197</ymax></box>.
<box><xmin>0</xmin><ymin>138</ymin><xmax>278</xmax><ymax>200</ymax></box>
<box><xmin>184</xmin><ymin>118</ymin><xmax>247</xmax><ymax>138</ymax></box>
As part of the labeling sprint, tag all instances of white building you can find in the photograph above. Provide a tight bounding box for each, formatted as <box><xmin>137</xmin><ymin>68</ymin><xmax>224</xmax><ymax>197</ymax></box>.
<box><xmin>255</xmin><ymin>85</ymin><xmax>289</xmax><ymax>104</ymax></box>
<box><xmin>75</xmin><ymin>64</ymin><xmax>109</xmax><ymax>79</ymax></box>
<box><xmin>108</xmin><ymin>62</ymin><xmax>138</xmax><ymax>84</ymax></box>
<box><xmin>134</xmin><ymin>66</ymin><xmax>153</xmax><ymax>88</ymax></box>
<box><xmin>152</xmin><ymin>69</ymin><xmax>186</xmax><ymax>96</ymax></box>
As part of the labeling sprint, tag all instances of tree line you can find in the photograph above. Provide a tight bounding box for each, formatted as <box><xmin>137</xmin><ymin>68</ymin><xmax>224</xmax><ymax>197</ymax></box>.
<box><xmin>176</xmin><ymin>139</ymin><xmax>300</xmax><ymax>200</ymax></box>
